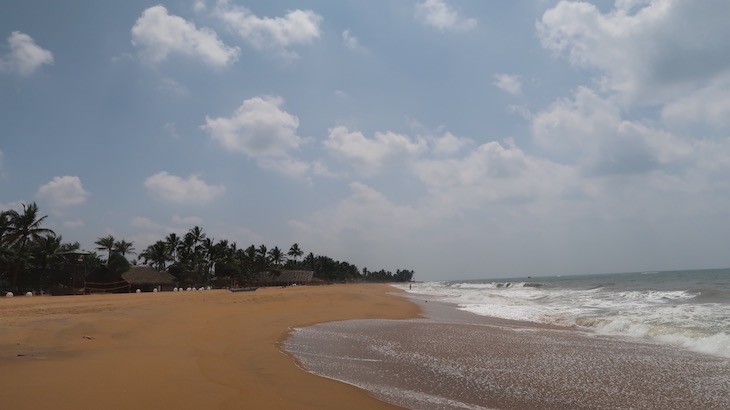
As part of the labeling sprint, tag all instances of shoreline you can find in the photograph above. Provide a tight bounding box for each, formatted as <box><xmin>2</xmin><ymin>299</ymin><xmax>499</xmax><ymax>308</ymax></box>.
<box><xmin>286</xmin><ymin>290</ymin><xmax>730</xmax><ymax>409</ymax></box>
<box><xmin>0</xmin><ymin>284</ymin><xmax>421</xmax><ymax>409</ymax></box>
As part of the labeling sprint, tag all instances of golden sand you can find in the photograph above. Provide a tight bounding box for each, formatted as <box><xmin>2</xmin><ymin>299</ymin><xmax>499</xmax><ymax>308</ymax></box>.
<box><xmin>0</xmin><ymin>284</ymin><xmax>420</xmax><ymax>409</ymax></box>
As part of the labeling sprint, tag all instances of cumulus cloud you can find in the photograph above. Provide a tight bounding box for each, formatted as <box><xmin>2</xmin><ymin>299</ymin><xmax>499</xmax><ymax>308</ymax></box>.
<box><xmin>203</xmin><ymin>95</ymin><xmax>303</xmax><ymax>158</ymax></box>
<box><xmin>532</xmin><ymin>87</ymin><xmax>693</xmax><ymax>176</ymax></box>
<box><xmin>413</xmin><ymin>140</ymin><xmax>576</xmax><ymax>211</ymax></box>
<box><xmin>144</xmin><ymin>172</ymin><xmax>225</xmax><ymax>204</ymax></box>
<box><xmin>131</xmin><ymin>5</ymin><xmax>240</xmax><ymax>67</ymax></box>
<box><xmin>36</xmin><ymin>176</ymin><xmax>90</xmax><ymax>207</ymax></box>
<box><xmin>415</xmin><ymin>0</ymin><xmax>477</xmax><ymax>32</ymax></box>
<box><xmin>213</xmin><ymin>1</ymin><xmax>321</xmax><ymax>55</ymax></box>
<box><xmin>431</xmin><ymin>132</ymin><xmax>471</xmax><ymax>155</ymax></box>
<box><xmin>324</xmin><ymin>126</ymin><xmax>428</xmax><ymax>176</ymax></box>
<box><xmin>342</xmin><ymin>29</ymin><xmax>361</xmax><ymax>50</ymax></box>
<box><xmin>493</xmin><ymin>74</ymin><xmax>522</xmax><ymax>95</ymax></box>
<box><xmin>0</xmin><ymin>31</ymin><xmax>53</xmax><ymax>76</ymax></box>
<box><xmin>291</xmin><ymin>181</ymin><xmax>425</xmax><ymax>243</ymax></box>
<box><xmin>661</xmin><ymin>74</ymin><xmax>730</xmax><ymax>127</ymax></box>
<box><xmin>537</xmin><ymin>0</ymin><xmax>730</xmax><ymax>104</ymax></box>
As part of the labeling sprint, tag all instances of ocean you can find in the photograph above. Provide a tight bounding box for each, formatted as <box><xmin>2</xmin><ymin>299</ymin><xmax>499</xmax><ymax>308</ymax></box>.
<box><xmin>406</xmin><ymin>268</ymin><xmax>730</xmax><ymax>359</ymax></box>
<box><xmin>284</xmin><ymin>269</ymin><xmax>730</xmax><ymax>409</ymax></box>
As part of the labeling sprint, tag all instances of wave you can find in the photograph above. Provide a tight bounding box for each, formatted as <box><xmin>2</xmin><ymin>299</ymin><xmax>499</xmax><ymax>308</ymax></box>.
<box><xmin>401</xmin><ymin>281</ymin><xmax>730</xmax><ymax>359</ymax></box>
<box><xmin>444</xmin><ymin>281</ymin><xmax>544</xmax><ymax>289</ymax></box>
<box><xmin>578</xmin><ymin>316</ymin><xmax>730</xmax><ymax>358</ymax></box>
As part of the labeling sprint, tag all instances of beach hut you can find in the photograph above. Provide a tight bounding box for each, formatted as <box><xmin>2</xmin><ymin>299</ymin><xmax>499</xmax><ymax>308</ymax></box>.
<box><xmin>121</xmin><ymin>266</ymin><xmax>177</xmax><ymax>292</ymax></box>
<box><xmin>252</xmin><ymin>270</ymin><xmax>314</xmax><ymax>287</ymax></box>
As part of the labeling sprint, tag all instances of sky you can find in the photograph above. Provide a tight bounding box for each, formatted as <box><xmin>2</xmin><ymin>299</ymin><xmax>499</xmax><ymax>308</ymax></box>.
<box><xmin>2</xmin><ymin>0</ymin><xmax>730</xmax><ymax>281</ymax></box>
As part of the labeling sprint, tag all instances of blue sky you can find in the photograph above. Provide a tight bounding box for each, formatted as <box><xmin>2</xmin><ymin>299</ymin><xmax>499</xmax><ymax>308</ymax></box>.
<box><xmin>2</xmin><ymin>0</ymin><xmax>730</xmax><ymax>280</ymax></box>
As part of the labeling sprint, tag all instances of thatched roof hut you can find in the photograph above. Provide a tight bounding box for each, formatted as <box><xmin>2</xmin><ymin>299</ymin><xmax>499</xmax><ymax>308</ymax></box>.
<box><xmin>253</xmin><ymin>270</ymin><xmax>314</xmax><ymax>286</ymax></box>
<box><xmin>122</xmin><ymin>266</ymin><xmax>177</xmax><ymax>291</ymax></box>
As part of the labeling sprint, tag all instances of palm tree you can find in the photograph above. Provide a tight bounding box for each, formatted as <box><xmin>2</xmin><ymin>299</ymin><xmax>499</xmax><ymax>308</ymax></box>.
<box><xmin>288</xmin><ymin>243</ymin><xmax>303</xmax><ymax>264</ymax></box>
<box><xmin>255</xmin><ymin>244</ymin><xmax>269</xmax><ymax>270</ymax></box>
<box><xmin>139</xmin><ymin>241</ymin><xmax>172</xmax><ymax>271</ymax></box>
<box><xmin>4</xmin><ymin>202</ymin><xmax>55</xmax><ymax>291</ymax></box>
<box><xmin>268</xmin><ymin>246</ymin><xmax>286</xmax><ymax>267</ymax></box>
<box><xmin>303</xmin><ymin>252</ymin><xmax>316</xmax><ymax>270</ymax></box>
<box><xmin>94</xmin><ymin>235</ymin><xmax>115</xmax><ymax>264</ymax></box>
<box><xmin>113</xmin><ymin>239</ymin><xmax>135</xmax><ymax>257</ymax></box>
<box><xmin>165</xmin><ymin>233</ymin><xmax>181</xmax><ymax>264</ymax></box>
<box><xmin>188</xmin><ymin>226</ymin><xmax>206</xmax><ymax>247</ymax></box>
<box><xmin>33</xmin><ymin>234</ymin><xmax>64</xmax><ymax>290</ymax></box>
<box><xmin>0</xmin><ymin>210</ymin><xmax>13</xmax><ymax>277</ymax></box>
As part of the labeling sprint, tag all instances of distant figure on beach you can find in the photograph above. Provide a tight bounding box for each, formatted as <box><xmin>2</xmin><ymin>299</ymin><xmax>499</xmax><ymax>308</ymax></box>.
<box><xmin>409</xmin><ymin>284</ymin><xmax>412</xmax><ymax>290</ymax></box>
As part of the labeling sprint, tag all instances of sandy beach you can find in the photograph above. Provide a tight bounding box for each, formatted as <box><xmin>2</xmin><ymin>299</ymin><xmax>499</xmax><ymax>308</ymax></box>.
<box><xmin>0</xmin><ymin>284</ymin><xmax>420</xmax><ymax>409</ymax></box>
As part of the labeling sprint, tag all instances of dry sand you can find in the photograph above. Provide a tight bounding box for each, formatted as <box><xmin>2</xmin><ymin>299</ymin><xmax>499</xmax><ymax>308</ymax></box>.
<box><xmin>0</xmin><ymin>284</ymin><xmax>420</xmax><ymax>409</ymax></box>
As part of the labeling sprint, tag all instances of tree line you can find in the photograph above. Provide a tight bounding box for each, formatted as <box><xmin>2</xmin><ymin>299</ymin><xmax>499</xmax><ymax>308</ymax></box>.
<box><xmin>1</xmin><ymin>203</ymin><xmax>414</xmax><ymax>293</ymax></box>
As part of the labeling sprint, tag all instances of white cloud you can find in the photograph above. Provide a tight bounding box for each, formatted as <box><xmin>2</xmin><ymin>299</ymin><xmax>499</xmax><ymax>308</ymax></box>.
<box><xmin>164</xmin><ymin>122</ymin><xmax>181</xmax><ymax>138</ymax></box>
<box><xmin>131</xmin><ymin>216</ymin><xmax>166</xmax><ymax>230</ymax></box>
<box><xmin>171</xmin><ymin>215</ymin><xmax>204</xmax><ymax>226</ymax></box>
<box><xmin>494</xmin><ymin>74</ymin><xmax>522</xmax><ymax>95</ymax></box>
<box><xmin>431</xmin><ymin>132</ymin><xmax>470</xmax><ymax>155</ymax></box>
<box><xmin>342</xmin><ymin>29</ymin><xmax>361</xmax><ymax>50</ymax></box>
<box><xmin>258</xmin><ymin>157</ymin><xmax>312</xmax><ymax>179</ymax></box>
<box><xmin>0</xmin><ymin>31</ymin><xmax>53</xmax><ymax>76</ymax></box>
<box><xmin>291</xmin><ymin>181</ymin><xmax>425</xmax><ymax>242</ymax></box>
<box><xmin>214</xmin><ymin>1</ymin><xmax>322</xmax><ymax>54</ymax></box>
<box><xmin>413</xmin><ymin>139</ymin><xmax>576</xmax><ymax>211</ymax></box>
<box><xmin>131</xmin><ymin>5</ymin><xmax>240</xmax><ymax>67</ymax></box>
<box><xmin>324</xmin><ymin>126</ymin><xmax>428</xmax><ymax>176</ymax></box>
<box><xmin>63</xmin><ymin>219</ymin><xmax>84</xmax><ymax>229</ymax></box>
<box><xmin>311</xmin><ymin>161</ymin><xmax>339</xmax><ymax>178</ymax></box>
<box><xmin>203</xmin><ymin>95</ymin><xmax>303</xmax><ymax>158</ymax></box>
<box><xmin>661</xmin><ymin>74</ymin><xmax>730</xmax><ymax>127</ymax></box>
<box><xmin>537</xmin><ymin>0</ymin><xmax>730</xmax><ymax>104</ymax></box>
<box><xmin>193</xmin><ymin>0</ymin><xmax>207</xmax><ymax>13</ymax></box>
<box><xmin>415</xmin><ymin>0</ymin><xmax>477</xmax><ymax>32</ymax></box>
<box><xmin>144</xmin><ymin>172</ymin><xmax>225</xmax><ymax>204</ymax></box>
<box><xmin>532</xmin><ymin>87</ymin><xmax>693</xmax><ymax>176</ymax></box>
<box><xmin>36</xmin><ymin>176</ymin><xmax>90</xmax><ymax>207</ymax></box>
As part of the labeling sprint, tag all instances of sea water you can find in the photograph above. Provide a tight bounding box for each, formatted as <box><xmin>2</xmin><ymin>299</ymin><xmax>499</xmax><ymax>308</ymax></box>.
<box><xmin>284</xmin><ymin>269</ymin><xmax>730</xmax><ymax>409</ymax></box>
<box><xmin>399</xmin><ymin>268</ymin><xmax>730</xmax><ymax>358</ymax></box>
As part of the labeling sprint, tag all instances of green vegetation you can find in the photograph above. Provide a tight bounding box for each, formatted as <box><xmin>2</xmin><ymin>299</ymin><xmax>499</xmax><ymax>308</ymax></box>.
<box><xmin>1</xmin><ymin>203</ymin><xmax>413</xmax><ymax>293</ymax></box>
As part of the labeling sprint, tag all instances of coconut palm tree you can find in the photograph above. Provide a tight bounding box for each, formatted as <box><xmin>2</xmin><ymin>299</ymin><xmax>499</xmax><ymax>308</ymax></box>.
<box><xmin>268</xmin><ymin>246</ymin><xmax>286</xmax><ymax>267</ymax></box>
<box><xmin>288</xmin><ymin>243</ymin><xmax>303</xmax><ymax>264</ymax></box>
<box><xmin>139</xmin><ymin>241</ymin><xmax>172</xmax><ymax>271</ymax></box>
<box><xmin>33</xmin><ymin>234</ymin><xmax>64</xmax><ymax>289</ymax></box>
<box><xmin>0</xmin><ymin>210</ymin><xmax>13</xmax><ymax>278</ymax></box>
<box><xmin>113</xmin><ymin>239</ymin><xmax>135</xmax><ymax>257</ymax></box>
<box><xmin>4</xmin><ymin>202</ymin><xmax>55</xmax><ymax>291</ymax></box>
<box><xmin>188</xmin><ymin>226</ymin><xmax>206</xmax><ymax>248</ymax></box>
<box><xmin>94</xmin><ymin>235</ymin><xmax>115</xmax><ymax>264</ymax></box>
<box><xmin>165</xmin><ymin>233</ymin><xmax>181</xmax><ymax>264</ymax></box>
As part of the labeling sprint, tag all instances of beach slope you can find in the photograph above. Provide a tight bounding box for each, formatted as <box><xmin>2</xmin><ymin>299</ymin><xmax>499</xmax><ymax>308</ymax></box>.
<box><xmin>0</xmin><ymin>284</ymin><xmax>419</xmax><ymax>409</ymax></box>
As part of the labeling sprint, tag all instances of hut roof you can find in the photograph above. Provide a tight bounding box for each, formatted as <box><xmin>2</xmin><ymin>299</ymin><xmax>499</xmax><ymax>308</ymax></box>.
<box><xmin>122</xmin><ymin>266</ymin><xmax>176</xmax><ymax>286</ymax></box>
<box><xmin>254</xmin><ymin>270</ymin><xmax>314</xmax><ymax>283</ymax></box>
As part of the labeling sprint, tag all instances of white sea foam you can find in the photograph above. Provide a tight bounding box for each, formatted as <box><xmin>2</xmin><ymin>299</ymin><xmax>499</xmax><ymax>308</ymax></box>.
<box><xmin>397</xmin><ymin>275</ymin><xmax>730</xmax><ymax>358</ymax></box>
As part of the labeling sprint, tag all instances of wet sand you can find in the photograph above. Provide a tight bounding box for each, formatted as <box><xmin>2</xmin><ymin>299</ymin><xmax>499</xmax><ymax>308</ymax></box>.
<box><xmin>0</xmin><ymin>284</ymin><xmax>420</xmax><ymax>409</ymax></box>
<box><xmin>285</xmin><ymin>297</ymin><xmax>730</xmax><ymax>409</ymax></box>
